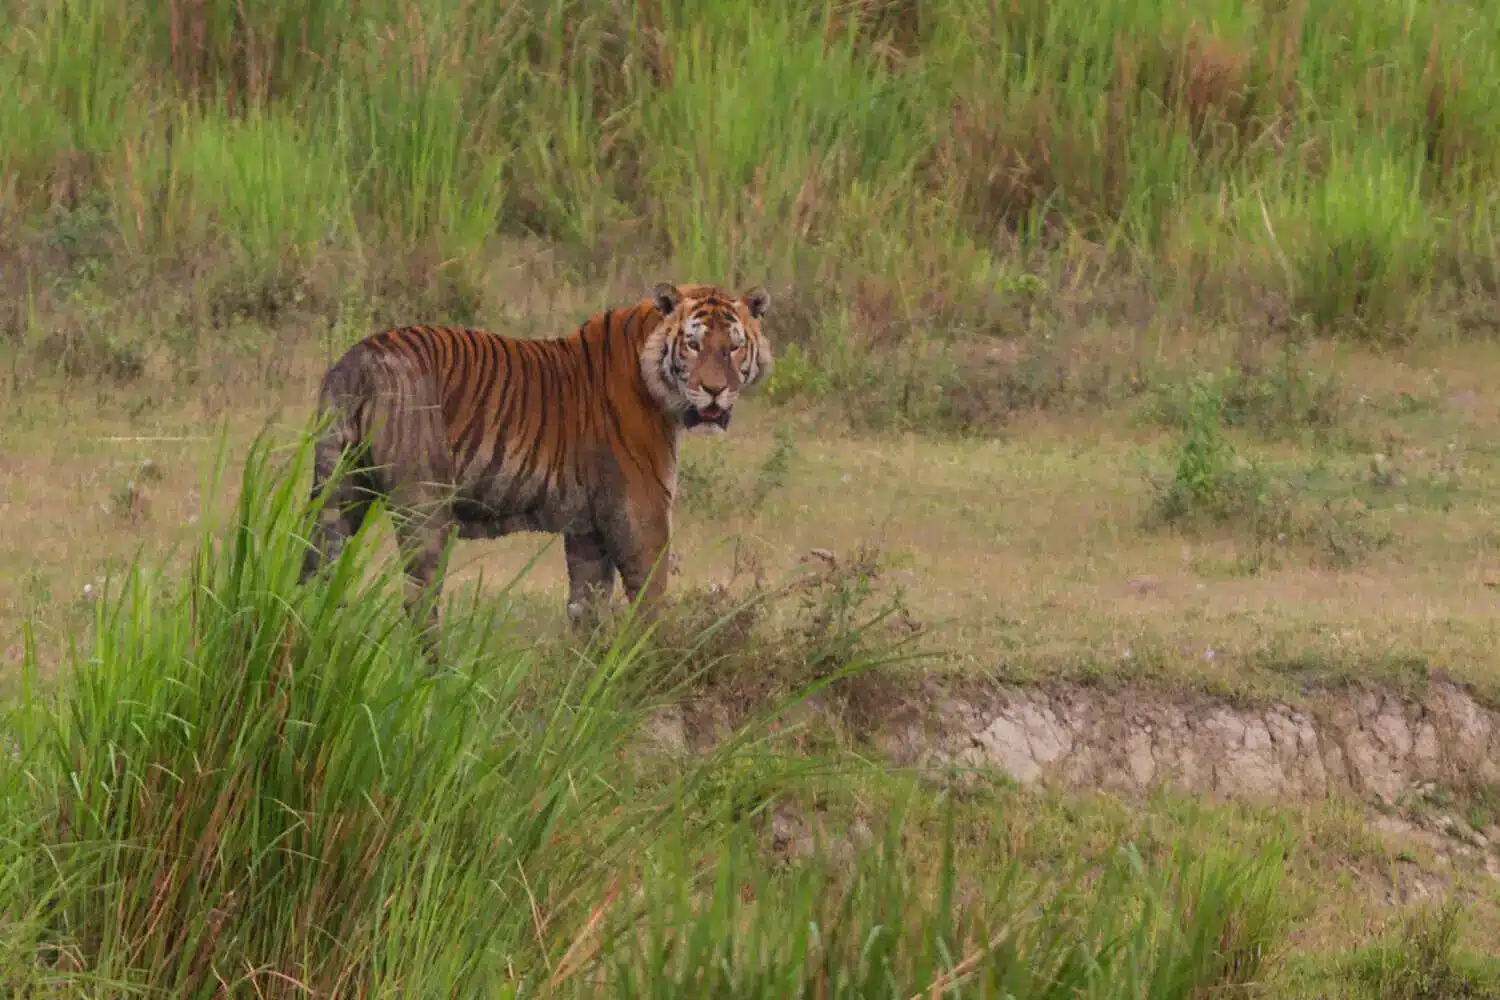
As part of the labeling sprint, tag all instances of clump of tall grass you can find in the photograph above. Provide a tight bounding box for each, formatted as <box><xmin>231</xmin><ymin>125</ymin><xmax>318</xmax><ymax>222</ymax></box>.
<box><xmin>608</xmin><ymin>804</ymin><xmax>1290</xmax><ymax>1000</ymax></box>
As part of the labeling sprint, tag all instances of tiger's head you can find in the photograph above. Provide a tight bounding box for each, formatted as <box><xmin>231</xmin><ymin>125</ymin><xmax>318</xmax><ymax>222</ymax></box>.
<box><xmin>640</xmin><ymin>282</ymin><xmax>773</xmax><ymax>435</ymax></box>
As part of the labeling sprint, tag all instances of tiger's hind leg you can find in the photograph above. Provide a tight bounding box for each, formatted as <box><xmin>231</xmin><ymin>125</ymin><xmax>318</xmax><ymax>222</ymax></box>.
<box><xmin>302</xmin><ymin>499</ymin><xmax>373</xmax><ymax>583</ymax></box>
<box><xmin>300</xmin><ymin>424</ymin><xmax>375</xmax><ymax>584</ymax></box>
<box><xmin>564</xmin><ymin>530</ymin><xmax>617</xmax><ymax>634</ymax></box>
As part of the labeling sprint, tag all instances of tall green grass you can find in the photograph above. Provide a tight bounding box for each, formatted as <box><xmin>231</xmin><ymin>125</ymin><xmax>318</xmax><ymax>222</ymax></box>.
<box><xmin>5</xmin><ymin>0</ymin><xmax>1500</xmax><ymax>336</ymax></box>
<box><xmin>3</xmin><ymin>429</ymin><xmax>689</xmax><ymax>994</ymax></box>
<box><xmin>0</xmin><ymin>427</ymin><xmax>1300</xmax><ymax>994</ymax></box>
<box><xmin>613</xmin><ymin>819</ymin><xmax>1289</xmax><ymax>999</ymax></box>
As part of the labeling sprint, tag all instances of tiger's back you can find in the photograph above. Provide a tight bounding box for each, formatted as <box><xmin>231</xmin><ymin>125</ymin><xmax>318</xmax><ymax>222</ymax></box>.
<box><xmin>314</xmin><ymin>318</ymin><xmax>664</xmax><ymax>537</ymax></box>
<box><xmin>300</xmin><ymin>282</ymin><xmax>773</xmax><ymax>651</ymax></box>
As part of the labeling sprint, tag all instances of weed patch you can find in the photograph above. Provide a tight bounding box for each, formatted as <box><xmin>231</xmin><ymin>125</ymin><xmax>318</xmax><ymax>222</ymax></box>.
<box><xmin>1346</xmin><ymin>902</ymin><xmax>1500</xmax><ymax>1000</ymax></box>
<box><xmin>606</xmin><ymin>540</ymin><xmax>920</xmax><ymax>711</ymax></box>
<box><xmin>1148</xmin><ymin>379</ymin><xmax>1281</xmax><ymax>527</ymax></box>
<box><xmin>1144</xmin><ymin>355</ymin><xmax>1342</xmax><ymax>441</ymax></box>
<box><xmin>1148</xmin><ymin>378</ymin><xmax>1393</xmax><ymax>571</ymax></box>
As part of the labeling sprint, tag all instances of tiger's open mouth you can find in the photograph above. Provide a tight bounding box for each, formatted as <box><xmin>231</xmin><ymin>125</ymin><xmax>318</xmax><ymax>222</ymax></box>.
<box><xmin>685</xmin><ymin>404</ymin><xmax>731</xmax><ymax>430</ymax></box>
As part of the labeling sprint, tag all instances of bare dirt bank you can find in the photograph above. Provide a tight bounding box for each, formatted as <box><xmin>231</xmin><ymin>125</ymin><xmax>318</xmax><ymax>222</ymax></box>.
<box><xmin>650</xmin><ymin>674</ymin><xmax>1500</xmax><ymax>878</ymax></box>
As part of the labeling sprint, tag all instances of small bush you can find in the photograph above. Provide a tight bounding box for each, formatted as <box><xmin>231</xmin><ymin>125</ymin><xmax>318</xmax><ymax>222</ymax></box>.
<box><xmin>679</xmin><ymin>427</ymin><xmax>798</xmax><ymax>518</ymax></box>
<box><xmin>1147</xmin><ymin>378</ymin><xmax>1392</xmax><ymax>570</ymax></box>
<box><xmin>677</xmin><ymin>444</ymin><xmax>733</xmax><ymax>514</ymax></box>
<box><xmin>1149</xmin><ymin>378</ymin><xmax>1282</xmax><ymax>528</ymax></box>
<box><xmin>762</xmin><ymin>342</ymin><xmax>831</xmax><ymax>403</ymax></box>
<box><xmin>749</xmin><ymin>426</ymin><xmax>798</xmax><ymax>511</ymax></box>
<box><xmin>1145</xmin><ymin>359</ymin><xmax>1342</xmax><ymax>440</ymax></box>
<box><xmin>626</xmin><ymin>541</ymin><xmax>917</xmax><ymax>706</ymax></box>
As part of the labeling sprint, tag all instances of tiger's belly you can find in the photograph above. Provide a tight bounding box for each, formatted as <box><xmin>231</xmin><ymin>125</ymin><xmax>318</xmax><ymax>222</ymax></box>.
<box><xmin>451</xmin><ymin>475</ymin><xmax>593</xmax><ymax>538</ymax></box>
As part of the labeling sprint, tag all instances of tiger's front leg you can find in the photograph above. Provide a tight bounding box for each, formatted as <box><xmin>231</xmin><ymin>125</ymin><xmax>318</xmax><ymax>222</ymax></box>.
<box><xmin>610</xmin><ymin>504</ymin><xmax>672</xmax><ymax>630</ymax></box>
<box><xmin>389</xmin><ymin>485</ymin><xmax>457</xmax><ymax>665</ymax></box>
<box><xmin>564</xmin><ymin>529</ymin><xmax>617</xmax><ymax>633</ymax></box>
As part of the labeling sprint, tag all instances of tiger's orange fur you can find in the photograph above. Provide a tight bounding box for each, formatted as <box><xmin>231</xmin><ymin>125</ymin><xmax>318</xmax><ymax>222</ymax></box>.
<box><xmin>299</xmin><ymin>282</ymin><xmax>773</xmax><ymax>650</ymax></box>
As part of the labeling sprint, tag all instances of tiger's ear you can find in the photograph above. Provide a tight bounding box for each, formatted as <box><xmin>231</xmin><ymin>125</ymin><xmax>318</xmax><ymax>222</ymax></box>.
<box><xmin>742</xmin><ymin>286</ymin><xmax>771</xmax><ymax>320</ymax></box>
<box><xmin>652</xmin><ymin>283</ymin><xmax>681</xmax><ymax>316</ymax></box>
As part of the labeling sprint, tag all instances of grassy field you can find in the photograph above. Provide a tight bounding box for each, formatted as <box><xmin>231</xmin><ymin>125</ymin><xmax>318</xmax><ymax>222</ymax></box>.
<box><xmin>9</xmin><ymin>312</ymin><xmax>1500</xmax><ymax>705</ymax></box>
<box><xmin>3</xmin><ymin>431</ymin><xmax>1499</xmax><ymax>996</ymax></box>
<box><xmin>6</xmin><ymin>0</ymin><xmax>1500</xmax><ymax>993</ymax></box>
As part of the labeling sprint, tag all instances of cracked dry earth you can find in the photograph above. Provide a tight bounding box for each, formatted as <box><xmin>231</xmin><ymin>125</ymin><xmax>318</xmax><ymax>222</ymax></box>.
<box><xmin>874</xmin><ymin>679</ymin><xmax>1499</xmax><ymax>811</ymax></box>
<box><xmin>650</xmin><ymin>677</ymin><xmax>1500</xmax><ymax>882</ymax></box>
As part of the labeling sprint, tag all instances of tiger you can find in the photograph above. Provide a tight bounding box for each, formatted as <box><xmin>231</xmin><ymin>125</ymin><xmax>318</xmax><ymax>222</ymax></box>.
<box><xmin>298</xmin><ymin>281</ymin><xmax>773</xmax><ymax>653</ymax></box>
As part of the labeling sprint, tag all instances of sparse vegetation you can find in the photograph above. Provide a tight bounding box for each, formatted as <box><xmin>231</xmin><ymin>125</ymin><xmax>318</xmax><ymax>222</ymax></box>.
<box><xmin>1149</xmin><ymin>377</ymin><xmax>1278</xmax><ymax>527</ymax></box>
<box><xmin>7</xmin><ymin>0</ymin><xmax>1500</xmax><ymax>993</ymax></box>
<box><xmin>1147</xmin><ymin>375</ymin><xmax>1395</xmax><ymax>574</ymax></box>
<box><xmin>1347</xmin><ymin>902</ymin><xmax>1500</xmax><ymax>1000</ymax></box>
